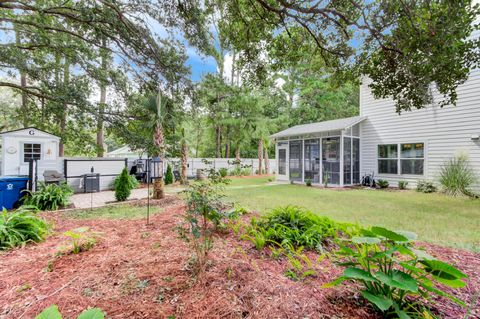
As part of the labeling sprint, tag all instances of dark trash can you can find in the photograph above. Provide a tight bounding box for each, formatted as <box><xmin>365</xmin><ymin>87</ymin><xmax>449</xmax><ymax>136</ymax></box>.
<box><xmin>0</xmin><ymin>176</ymin><xmax>30</xmax><ymax>210</ymax></box>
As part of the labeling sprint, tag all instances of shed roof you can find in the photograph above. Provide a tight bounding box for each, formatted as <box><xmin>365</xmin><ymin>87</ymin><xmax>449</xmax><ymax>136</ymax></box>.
<box><xmin>0</xmin><ymin>127</ymin><xmax>60</xmax><ymax>139</ymax></box>
<box><xmin>271</xmin><ymin>115</ymin><xmax>366</xmax><ymax>139</ymax></box>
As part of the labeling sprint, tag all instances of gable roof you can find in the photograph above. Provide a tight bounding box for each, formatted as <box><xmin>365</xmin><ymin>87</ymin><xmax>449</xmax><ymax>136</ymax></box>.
<box><xmin>0</xmin><ymin>127</ymin><xmax>60</xmax><ymax>139</ymax></box>
<box><xmin>271</xmin><ymin>115</ymin><xmax>366</xmax><ymax>139</ymax></box>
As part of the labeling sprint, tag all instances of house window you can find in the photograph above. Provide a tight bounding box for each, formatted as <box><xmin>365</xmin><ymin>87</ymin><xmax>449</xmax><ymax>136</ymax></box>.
<box><xmin>378</xmin><ymin>144</ymin><xmax>398</xmax><ymax>174</ymax></box>
<box><xmin>23</xmin><ymin>143</ymin><xmax>41</xmax><ymax>162</ymax></box>
<box><xmin>377</xmin><ymin>143</ymin><xmax>424</xmax><ymax>175</ymax></box>
<box><xmin>400</xmin><ymin>143</ymin><xmax>424</xmax><ymax>175</ymax></box>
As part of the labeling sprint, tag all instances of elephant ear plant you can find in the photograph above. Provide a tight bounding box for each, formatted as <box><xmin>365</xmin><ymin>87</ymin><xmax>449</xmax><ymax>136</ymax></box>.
<box><xmin>325</xmin><ymin>227</ymin><xmax>468</xmax><ymax>318</ymax></box>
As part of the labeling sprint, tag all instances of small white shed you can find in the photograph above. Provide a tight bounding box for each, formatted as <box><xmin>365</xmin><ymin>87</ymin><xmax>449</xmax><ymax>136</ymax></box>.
<box><xmin>0</xmin><ymin>127</ymin><xmax>60</xmax><ymax>176</ymax></box>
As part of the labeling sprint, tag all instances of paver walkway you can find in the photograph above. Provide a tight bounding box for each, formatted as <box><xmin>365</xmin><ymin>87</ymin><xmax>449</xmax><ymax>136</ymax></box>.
<box><xmin>71</xmin><ymin>188</ymin><xmax>149</xmax><ymax>209</ymax></box>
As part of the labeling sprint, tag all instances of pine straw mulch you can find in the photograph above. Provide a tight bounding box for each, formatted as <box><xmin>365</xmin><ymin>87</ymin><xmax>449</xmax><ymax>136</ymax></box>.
<box><xmin>0</xmin><ymin>199</ymin><xmax>479</xmax><ymax>319</ymax></box>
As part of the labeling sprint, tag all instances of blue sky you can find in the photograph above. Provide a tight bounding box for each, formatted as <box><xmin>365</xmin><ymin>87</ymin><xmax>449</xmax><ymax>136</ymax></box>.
<box><xmin>185</xmin><ymin>50</ymin><xmax>217</xmax><ymax>82</ymax></box>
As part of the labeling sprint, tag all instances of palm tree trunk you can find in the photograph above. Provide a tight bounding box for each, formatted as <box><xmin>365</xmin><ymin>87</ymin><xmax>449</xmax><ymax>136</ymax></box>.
<box><xmin>152</xmin><ymin>124</ymin><xmax>165</xmax><ymax>199</ymax></box>
<box><xmin>235</xmin><ymin>147</ymin><xmax>240</xmax><ymax>160</ymax></box>
<box><xmin>181</xmin><ymin>138</ymin><xmax>188</xmax><ymax>185</ymax></box>
<box><xmin>258</xmin><ymin>139</ymin><xmax>263</xmax><ymax>175</ymax></box>
<box><xmin>264</xmin><ymin>145</ymin><xmax>269</xmax><ymax>174</ymax></box>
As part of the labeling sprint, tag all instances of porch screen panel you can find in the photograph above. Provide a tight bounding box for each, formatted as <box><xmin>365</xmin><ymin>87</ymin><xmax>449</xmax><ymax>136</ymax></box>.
<box><xmin>304</xmin><ymin>139</ymin><xmax>320</xmax><ymax>183</ymax></box>
<box><xmin>289</xmin><ymin>140</ymin><xmax>303</xmax><ymax>181</ymax></box>
<box><xmin>278</xmin><ymin>149</ymin><xmax>286</xmax><ymax>175</ymax></box>
<box><xmin>322</xmin><ymin>137</ymin><xmax>340</xmax><ymax>185</ymax></box>
<box><xmin>353</xmin><ymin>139</ymin><xmax>360</xmax><ymax>184</ymax></box>
<box><xmin>343</xmin><ymin>137</ymin><xmax>352</xmax><ymax>184</ymax></box>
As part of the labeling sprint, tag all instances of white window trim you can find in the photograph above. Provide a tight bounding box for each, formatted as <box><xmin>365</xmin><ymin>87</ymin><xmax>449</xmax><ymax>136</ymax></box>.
<box><xmin>21</xmin><ymin>142</ymin><xmax>43</xmax><ymax>164</ymax></box>
<box><xmin>376</xmin><ymin>142</ymin><xmax>426</xmax><ymax>177</ymax></box>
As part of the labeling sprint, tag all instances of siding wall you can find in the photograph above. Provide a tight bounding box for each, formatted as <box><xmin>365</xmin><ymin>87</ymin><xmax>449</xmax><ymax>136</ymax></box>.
<box><xmin>360</xmin><ymin>68</ymin><xmax>480</xmax><ymax>191</ymax></box>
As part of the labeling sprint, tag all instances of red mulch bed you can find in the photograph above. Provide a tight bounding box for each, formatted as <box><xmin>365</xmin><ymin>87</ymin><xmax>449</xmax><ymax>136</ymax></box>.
<box><xmin>0</xmin><ymin>201</ymin><xmax>478</xmax><ymax>319</ymax></box>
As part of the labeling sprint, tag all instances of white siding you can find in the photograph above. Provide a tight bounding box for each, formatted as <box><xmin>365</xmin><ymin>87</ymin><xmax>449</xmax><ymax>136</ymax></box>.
<box><xmin>360</xmin><ymin>68</ymin><xmax>480</xmax><ymax>191</ymax></box>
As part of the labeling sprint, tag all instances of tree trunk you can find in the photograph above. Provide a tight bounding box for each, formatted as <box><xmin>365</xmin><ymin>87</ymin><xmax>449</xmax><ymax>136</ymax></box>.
<box><xmin>96</xmin><ymin>38</ymin><xmax>107</xmax><ymax>157</ymax></box>
<box><xmin>264</xmin><ymin>145</ymin><xmax>269</xmax><ymax>174</ymax></box>
<box><xmin>153</xmin><ymin>177</ymin><xmax>165</xmax><ymax>199</ymax></box>
<box><xmin>257</xmin><ymin>139</ymin><xmax>263</xmax><ymax>175</ymax></box>
<box><xmin>235</xmin><ymin>147</ymin><xmax>240</xmax><ymax>160</ymax></box>
<box><xmin>215</xmin><ymin>125</ymin><xmax>221</xmax><ymax>158</ymax></box>
<box><xmin>152</xmin><ymin>118</ymin><xmax>165</xmax><ymax>199</ymax></box>
<box><xmin>181</xmin><ymin>138</ymin><xmax>188</xmax><ymax>185</ymax></box>
<box><xmin>231</xmin><ymin>50</ymin><xmax>236</xmax><ymax>86</ymax></box>
<box><xmin>15</xmin><ymin>28</ymin><xmax>28</xmax><ymax>127</ymax></box>
<box><xmin>59</xmin><ymin>57</ymin><xmax>69</xmax><ymax>157</ymax></box>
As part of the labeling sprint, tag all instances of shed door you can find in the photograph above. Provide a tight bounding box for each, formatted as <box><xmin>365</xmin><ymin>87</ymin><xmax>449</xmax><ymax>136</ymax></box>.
<box><xmin>277</xmin><ymin>145</ymin><xmax>288</xmax><ymax>180</ymax></box>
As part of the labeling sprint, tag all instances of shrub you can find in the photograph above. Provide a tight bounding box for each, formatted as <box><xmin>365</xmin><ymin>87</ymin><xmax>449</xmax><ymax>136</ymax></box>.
<box><xmin>36</xmin><ymin>305</ymin><xmax>105</xmax><ymax>319</ymax></box>
<box><xmin>177</xmin><ymin>177</ymin><xmax>228</xmax><ymax>274</ymax></box>
<box><xmin>242</xmin><ymin>168</ymin><xmax>252</xmax><ymax>176</ymax></box>
<box><xmin>377</xmin><ymin>179</ymin><xmax>389</xmax><ymax>189</ymax></box>
<box><xmin>326</xmin><ymin>227</ymin><xmax>468</xmax><ymax>318</ymax></box>
<box><xmin>398</xmin><ymin>180</ymin><xmax>408</xmax><ymax>190</ymax></box>
<box><xmin>439</xmin><ymin>155</ymin><xmax>477</xmax><ymax>197</ymax></box>
<box><xmin>305</xmin><ymin>178</ymin><xmax>312</xmax><ymax>187</ymax></box>
<box><xmin>218</xmin><ymin>167</ymin><xmax>228</xmax><ymax>177</ymax></box>
<box><xmin>0</xmin><ymin>207</ymin><xmax>50</xmax><ymax>250</ymax></box>
<box><xmin>416</xmin><ymin>180</ymin><xmax>437</xmax><ymax>193</ymax></box>
<box><xmin>114</xmin><ymin>168</ymin><xmax>138</xmax><ymax>201</ymax></box>
<box><xmin>23</xmin><ymin>182</ymin><xmax>73</xmax><ymax>211</ymax></box>
<box><xmin>244</xmin><ymin>206</ymin><xmax>358</xmax><ymax>251</ymax></box>
<box><xmin>165</xmin><ymin>164</ymin><xmax>174</xmax><ymax>185</ymax></box>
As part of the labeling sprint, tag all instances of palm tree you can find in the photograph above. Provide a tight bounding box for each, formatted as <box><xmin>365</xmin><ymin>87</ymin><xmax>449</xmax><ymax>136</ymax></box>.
<box><xmin>145</xmin><ymin>91</ymin><xmax>166</xmax><ymax>199</ymax></box>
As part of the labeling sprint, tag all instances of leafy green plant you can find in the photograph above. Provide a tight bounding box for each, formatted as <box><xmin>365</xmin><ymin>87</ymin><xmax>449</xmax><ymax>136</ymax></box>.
<box><xmin>36</xmin><ymin>304</ymin><xmax>104</xmax><ymax>319</ymax></box>
<box><xmin>218</xmin><ymin>167</ymin><xmax>228</xmax><ymax>177</ymax></box>
<box><xmin>0</xmin><ymin>207</ymin><xmax>50</xmax><ymax>250</ymax></box>
<box><xmin>60</xmin><ymin>227</ymin><xmax>100</xmax><ymax>254</ymax></box>
<box><xmin>439</xmin><ymin>154</ymin><xmax>477</xmax><ymax>197</ymax></box>
<box><xmin>244</xmin><ymin>206</ymin><xmax>358</xmax><ymax>251</ymax></box>
<box><xmin>305</xmin><ymin>178</ymin><xmax>312</xmax><ymax>187</ymax></box>
<box><xmin>23</xmin><ymin>182</ymin><xmax>73</xmax><ymax>211</ymax></box>
<box><xmin>114</xmin><ymin>167</ymin><xmax>139</xmax><ymax>201</ymax></box>
<box><xmin>241</xmin><ymin>167</ymin><xmax>252</xmax><ymax>176</ymax></box>
<box><xmin>283</xmin><ymin>244</ymin><xmax>317</xmax><ymax>281</ymax></box>
<box><xmin>416</xmin><ymin>180</ymin><xmax>437</xmax><ymax>193</ymax></box>
<box><xmin>326</xmin><ymin>226</ymin><xmax>468</xmax><ymax>318</ymax></box>
<box><xmin>377</xmin><ymin>179</ymin><xmax>389</xmax><ymax>189</ymax></box>
<box><xmin>398</xmin><ymin>181</ymin><xmax>408</xmax><ymax>190</ymax></box>
<box><xmin>177</xmin><ymin>176</ymin><xmax>228</xmax><ymax>274</ymax></box>
<box><xmin>165</xmin><ymin>164</ymin><xmax>174</xmax><ymax>185</ymax></box>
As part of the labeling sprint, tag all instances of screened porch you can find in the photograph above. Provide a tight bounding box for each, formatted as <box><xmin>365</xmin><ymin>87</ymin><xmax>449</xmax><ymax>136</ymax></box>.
<box><xmin>273</xmin><ymin>116</ymin><xmax>364</xmax><ymax>187</ymax></box>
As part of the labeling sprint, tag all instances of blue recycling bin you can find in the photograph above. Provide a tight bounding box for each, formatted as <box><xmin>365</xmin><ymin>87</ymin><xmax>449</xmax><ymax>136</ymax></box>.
<box><xmin>0</xmin><ymin>176</ymin><xmax>30</xmax><ymax>210</ymax></box>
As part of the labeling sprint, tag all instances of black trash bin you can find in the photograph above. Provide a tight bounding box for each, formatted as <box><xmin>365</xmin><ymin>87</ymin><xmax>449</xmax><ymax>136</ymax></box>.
<box><xmin>83</xmin><ymin>173</ymin><xmax>100</xmax><ymax>193</ymax></box>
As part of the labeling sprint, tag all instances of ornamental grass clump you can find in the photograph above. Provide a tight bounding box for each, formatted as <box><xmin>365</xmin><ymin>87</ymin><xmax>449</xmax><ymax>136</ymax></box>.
<box><xmin>325</xmin><ymin>226</ymin><xmax>468</xmax><ymax>318</ymax></box>
<box><xmin>0</xmin><ymin>207</ymin><xmax>50</xmax><ymax>250</ymax></box>
<box><xmin>114</xmin><ymin>167</ymin><xmax>139</xmax><ymax>201</ymax></box>
<box><xmin>23</xmin><ymin>182</ymin><xmax>73</xmax><ymax>211</ymax></box>
<box><xmin>439</xmin><ymin>154</ymin><xmax>477</xmax><ymax>197</ymax></box>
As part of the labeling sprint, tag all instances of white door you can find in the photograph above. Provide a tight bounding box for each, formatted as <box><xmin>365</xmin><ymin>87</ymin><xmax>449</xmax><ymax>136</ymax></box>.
<box><xmin>276</xmin><ymin>144</ymin><xmax>288</xmax><ymax>180</ymax></box>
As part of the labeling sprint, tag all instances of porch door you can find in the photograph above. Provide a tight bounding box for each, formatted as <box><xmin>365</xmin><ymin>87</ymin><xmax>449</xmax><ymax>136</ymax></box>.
<box><xmin>322</xmin><ymin>137</ymin><xmax>340</xmax><ymax>185</ymax></box>
<box><xmin>277</xmin><ymin>144</ymin><xmax>288</xmax><ymax>180</ymax></box>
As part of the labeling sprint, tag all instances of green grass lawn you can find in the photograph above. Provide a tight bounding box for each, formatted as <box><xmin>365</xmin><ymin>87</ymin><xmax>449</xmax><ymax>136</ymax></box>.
<box><xmin>224</xmin><ymin>176</ymin><xmax>480</xmax><ymax>251</ymax></box>
<box><xmin>65</xmin><ymin>204</ymin><xmax>162</xmax><ymax>220</ymax></box>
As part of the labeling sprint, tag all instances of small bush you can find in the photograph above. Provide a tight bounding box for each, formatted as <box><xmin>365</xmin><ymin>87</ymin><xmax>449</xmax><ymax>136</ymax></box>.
<box><xmin>244</xmin><ymin>206</ymin><xmax>358</xmax><ymax>251</ymax></box>
<box><xmin>326</xmin><ymin>227</ymin><xmax>468</xmax><ymax>317</ymax></box>
<box><xmin>114</xmin><ymin>168</ymin><xmax>138</xmax><ymax>201</ymax></box>
<box><xmin>398</xmin><ymin>180</ymin><xmax>408</xmax><ymax>190</ymax></box>
<box><xmin>242</xmin><ymin>168</ymin><xmax>252</xmax><ymax>176</ymax></box>
<box><xmin>305</xmin><ymin>178</ymin><xmax>312</xmax><ymax>187</ymax></box>
<box><xmin>439</xmin><ymin>155</ymin><xmax>477</xmax><ymax>197</ymax></box>
<box><xmin>218</xmin><ymin>167</ymin><xmax>228</xmax><ymax>177</ymax></box>
<box><xmin>60</xmin><ymin>227</ymin><xmax>101</xmax><ymax>254</ymax></box>
<box><xmin>165</xmin><ymin>164</ymin><xmax>174</xmax><ymax>185</ymax></box>
<box><xmin>377</xmin><ymin>179</ymin><xmax>389</xmax><ymax>189</ymax></box>
<box><xmin>23</xmin><ymin>182</ymin><xmax>73</xmax><ymax>211</ymax></box>
<box><xmin>416</xmin><ymin>180</ymin><xmax>436</xmax><ymax>193</ymax></box>
<box><xmin>0</xmin><ymin>207</ymin><xmax>50</xmax><ymax>250</ymax></box>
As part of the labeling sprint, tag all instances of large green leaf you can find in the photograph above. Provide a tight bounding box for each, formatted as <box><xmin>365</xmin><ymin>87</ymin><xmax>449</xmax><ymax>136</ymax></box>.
<box><xmin>322</xmin><ymin>276</ymin><xmax>347</xmax><ymax>288</ymax></box>
<box><xmin>361</xmin><ymin>291</ymin><xmax>393</xmax><ymax>311</ymax></box>
<box><xmin>35</xmin><ymin>305</ymin><xmax>62</xmax><ymax>319</ymax></box>
<box><xmin>343</xmin><ymin>267</ymin><xmax>377</xmax><ymax>281</ymax></box>
<box><xmin>370</xmin><ymin>227</ymin><xmax>409</xmax><ymax>242</ymax></box>
<box><xmin>420</xmin><ymin>260</ymin><xmax>468</xmax><ymax>279</ymax></box>
<box><xmin>419</xmin><ymin>281</ymin><xmax>466</xmax><ymax>306</ymax></box>
<box><xmin>432</xmin><ymin>276</ymin><xmax>466</xmax><ymax>288</ymax></box>
<box><xmin>351</xmin><ymin>236</ymin><xmax>381</xmax><ymax>244</ymax></box>
<box><xmin>77</xmin><ymin>308</ymin><xmax>105</xmax><ymax>319</ymax></box>
<box><xmin>374</xmin><ymin>271</ymin><xmax>418</xmax><ymax>292</ymax></box>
